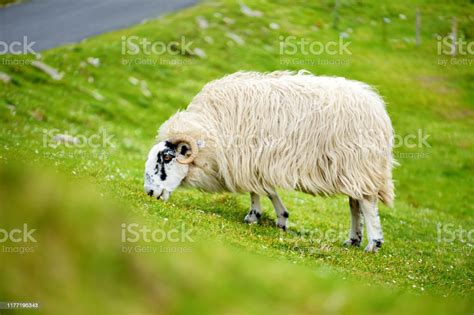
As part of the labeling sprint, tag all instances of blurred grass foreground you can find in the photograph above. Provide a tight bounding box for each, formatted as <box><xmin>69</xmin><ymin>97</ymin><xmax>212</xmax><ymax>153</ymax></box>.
<box><xmin>0</xmin><ymin>161</ymin><xmax>471</xmax><ymax>315</ymax></box>
<box><xmin>0</xmin><ymin>0</ymin><xmax>473</xmax><ymax>314</ymax></box>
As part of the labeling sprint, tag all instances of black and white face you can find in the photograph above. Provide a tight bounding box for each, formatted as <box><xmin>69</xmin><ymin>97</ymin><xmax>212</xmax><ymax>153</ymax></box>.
<box><xmin>144</xmin><ymin>141</ymin><xmax>190</xmax><ymax>201</ymax></box>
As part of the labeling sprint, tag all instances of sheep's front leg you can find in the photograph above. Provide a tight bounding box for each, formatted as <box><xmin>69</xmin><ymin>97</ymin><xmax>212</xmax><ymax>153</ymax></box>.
<box><xmin>268</xmin><ymin>190</ymin><xmax>289</xmax><ymax>231</ymax></box>
<box><xmin>360</xmin><ymin>195</ymin><xmax>384</xmax><ymax>253</ymax></box>
<box><xmin>244</xmin><ymin>192</ymin><xmax>262</xmax><ymax>224</ymax></box>
<box><xmin>343</xmin><ymin>197</ymin><xmax>364</xmax><ymax>247</ymax></box>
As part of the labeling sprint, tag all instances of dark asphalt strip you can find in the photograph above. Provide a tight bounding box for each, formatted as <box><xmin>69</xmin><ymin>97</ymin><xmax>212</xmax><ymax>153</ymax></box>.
<box><xmin>0</xmin><ymin>0</ymin><xmax>198</xmax><ymax>51</ymax></box>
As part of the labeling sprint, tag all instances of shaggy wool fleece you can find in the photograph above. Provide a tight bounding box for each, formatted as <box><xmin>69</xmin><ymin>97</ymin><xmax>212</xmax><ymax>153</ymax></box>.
<box><xmin>158</xmin><ymin>71</ymin><xmax>396</xmax><ymax>206</ymax></box>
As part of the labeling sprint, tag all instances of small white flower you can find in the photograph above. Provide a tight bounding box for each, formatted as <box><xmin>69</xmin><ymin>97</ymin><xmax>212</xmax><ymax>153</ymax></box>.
<box><xmin>92</xmin><ymin>90</ymin><xmax>104</xmax><ymax>101</ymax></box>
<box><xmin>339</xmin><ymin>32</ymin><xmax>349</xmax><ymax>39</ymax></box>
<box><xmin>269</xmin><ymin>22</ymin><xmax>280</xmax><ymax>30</ymax></box>
<box><xmin>223</xmin><ymin>17</ymin><xmax>235</xmax><ymax>25</ymax></box>
<box><xmin>196</xmin><ymin>16</ymin><xmax>209</xmax><ymax>29</ymax></box>
<box><xmin>140</xmin><ymin>81</ymin><xmax>151</xmax><ymax>97</ymax></box>
<box><xmin>240</xmin><ymin>3</ymin><xmax>263</xmax><ymax>17</ymax></box>
<box><xmin>204</xmin><ymin>36</ymin><xmax>214</xmax><ymax>44</ymax></box>
<box><xmin>0</xmin><ymin>72</ymin><xmax>11</xmax><ymax>84</ymax></box>
<box><xmin>128</xmin><ymin>76</ymin><xmax>139</xmax><ymax>85</ymax></box>
<box><xmin>53</xmin><ymin>134</ymin><xmax>80</xmax><ymax>145</ymax></box>
<box><xmin>87</xmin><ymin>57</ymin><xmax>100</xmax><ymax>67</ymax></box>
<box><xmin>193</xmin><ymin>48</ymin><xmax>207</xmax><ymax>59</ymax></box>
<box><xmin>226</xmin><ymin>32</ymin><xmax>245</xmax><ymax>45</ymax></box>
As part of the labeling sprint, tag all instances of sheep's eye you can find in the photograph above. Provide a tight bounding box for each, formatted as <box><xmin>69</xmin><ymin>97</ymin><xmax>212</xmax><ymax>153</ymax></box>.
<box><xmin>163</xmin><ymin>154</ymin><xmax>173</xmax><ymax>162</ymax></box>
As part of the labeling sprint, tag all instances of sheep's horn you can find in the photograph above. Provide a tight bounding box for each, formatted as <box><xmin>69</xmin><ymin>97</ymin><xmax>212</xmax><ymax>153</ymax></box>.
<box><xmin>169</xmin><ymin>134</ymin><xmax>198</xmax><ymax>164</ymax></box>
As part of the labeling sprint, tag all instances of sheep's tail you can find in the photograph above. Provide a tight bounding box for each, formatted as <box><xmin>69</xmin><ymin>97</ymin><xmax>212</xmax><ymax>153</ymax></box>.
<box><xmin>378</xmin><ymin>178</ymin><xmax>394</xmax><ymax>208</ymax></box>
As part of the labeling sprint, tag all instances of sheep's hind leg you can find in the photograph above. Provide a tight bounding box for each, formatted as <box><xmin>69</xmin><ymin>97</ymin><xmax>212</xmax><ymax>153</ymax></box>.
<box><xmin>244</xmin><ymin>192</ymin><xmax>262</xmax><ymax>224</ymax></box>
<box><xmin>343</xmin><ymin>197</ymin><xmax>364</xmax><ymax>247</ymax></box>
<box><xmin>360</xmin><ymin>195</ymin><xmax>384</xmax><ymax>253</ymax></box>
<box><xmin>267</xmin><ymin>190</ymin><xmax>289</xmax><ymax>231</ymax></box>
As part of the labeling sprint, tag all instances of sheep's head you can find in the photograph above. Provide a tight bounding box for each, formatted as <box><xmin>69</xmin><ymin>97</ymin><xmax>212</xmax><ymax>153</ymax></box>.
<box><xmin>144</xmin><ymin>135</ymin><xmax>198</xmax><ymax>201</ymax></box>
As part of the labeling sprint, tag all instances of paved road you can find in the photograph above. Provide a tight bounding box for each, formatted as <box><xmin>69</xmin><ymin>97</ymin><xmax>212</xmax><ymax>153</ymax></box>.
<box><xmin>0</xmin><ymin>0</ymin><xmax>197</xmax><ymax>51</ymax></box>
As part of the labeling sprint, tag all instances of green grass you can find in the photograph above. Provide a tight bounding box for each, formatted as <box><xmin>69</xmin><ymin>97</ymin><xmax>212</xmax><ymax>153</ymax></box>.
<box><xmin>0</xmin><ymin>0</ymin><xmax>21</xmax><ymax>7</ymax></box>
<box><xmin>0</xmin><ymin>0</ymin><xmax>473</xmax><ymax>314</ymax></box>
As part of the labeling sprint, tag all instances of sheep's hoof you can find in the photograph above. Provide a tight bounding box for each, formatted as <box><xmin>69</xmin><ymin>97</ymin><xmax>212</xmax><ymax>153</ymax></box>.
<box><xmin>244</xmin><ymin>211</ymin><xmax>260</xmax><ymax>224</ymax></box>
<box><xmin>364</xmin><ymin>239</ymin><xmax>383</xmax><ymax>253</ymax></box>
<box><xmin>343</xmin><ymin>238</ymin><xmax>361</xmax><ymax>247</ymax></box>
<box><xmin>276</xmin><ymin>222</ymin><xmax>287</xmax><ymax>231</ymax></box>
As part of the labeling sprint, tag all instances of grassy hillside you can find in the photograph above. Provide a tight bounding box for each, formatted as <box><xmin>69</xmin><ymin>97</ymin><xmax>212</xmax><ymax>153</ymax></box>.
<box><xmin>0</xmin><ymin>0</ymin><xmax>473</xmax><ymax>314</ymax></box>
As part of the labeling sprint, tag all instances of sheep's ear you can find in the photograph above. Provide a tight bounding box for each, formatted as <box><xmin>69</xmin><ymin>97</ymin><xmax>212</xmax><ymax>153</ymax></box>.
<box><xmin>197</xmin><ymin>139</ymin><xmax>205</xmax><ymax>149</ymax></box>
<box><xmin>177</xmin><ymin>143</ymin><xmax>190</xmax><ymax>156</ymax></box>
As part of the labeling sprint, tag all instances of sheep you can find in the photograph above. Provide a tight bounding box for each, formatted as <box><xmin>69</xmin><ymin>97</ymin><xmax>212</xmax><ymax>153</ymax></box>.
<box><xmin>144</xmin><ymin>70</ymin><xmax>396</xmax><ymax>252</ymax></box>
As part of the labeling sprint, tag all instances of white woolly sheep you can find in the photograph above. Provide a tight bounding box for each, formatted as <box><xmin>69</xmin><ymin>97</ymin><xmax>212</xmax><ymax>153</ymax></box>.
<box><xmin>144</xmin><ymin>70</ymin><xmax>396</xmax><ymax>252</ymax></box>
